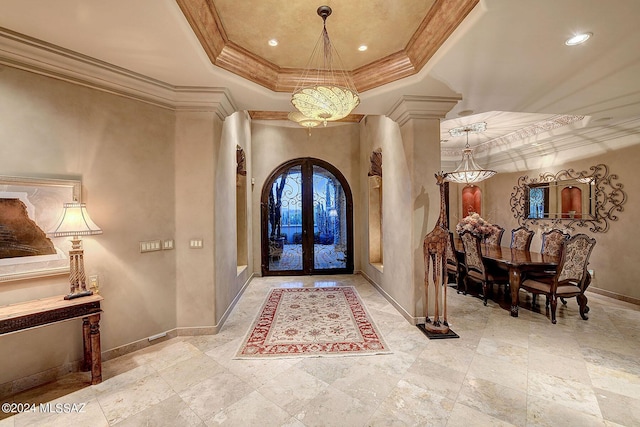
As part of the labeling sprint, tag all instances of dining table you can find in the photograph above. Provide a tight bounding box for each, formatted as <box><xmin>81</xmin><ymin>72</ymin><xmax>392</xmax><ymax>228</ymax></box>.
<box><xmin>453</xmin><ymin>238</ymin><xmax>560</xmax><ymax>317</ymax></box>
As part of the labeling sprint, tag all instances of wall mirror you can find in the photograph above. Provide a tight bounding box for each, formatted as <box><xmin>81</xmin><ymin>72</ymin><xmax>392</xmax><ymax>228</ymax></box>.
<box><xmin>510</xmin><ymin>164</ymin><xmax>626</xmax><ymax>233</ymax></box>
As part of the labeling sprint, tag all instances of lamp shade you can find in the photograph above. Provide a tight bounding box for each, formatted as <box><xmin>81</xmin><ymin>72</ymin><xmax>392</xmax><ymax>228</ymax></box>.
<box><xmin>291</xmin><ymin>6</ymin><xmax>359</xmax><ymax>126</ymax></box>
<box><xmin>445</xmin><ymin>149</ymin><xmax>497</xmax><ymax>184</ymax></box>
<box><xmin>444</xmin><ymin>124</ymin><xmax>497</xmax><ymax>184</ymax></box>
<box><xmin>49</xmin><ymin>202</ymin><xmax>102</xmax><ymax>237</ymax></box>
<box><xmin>288</xmin><ymin>111</ymin><xmax>322</xmax><ymax>129</ymax></box>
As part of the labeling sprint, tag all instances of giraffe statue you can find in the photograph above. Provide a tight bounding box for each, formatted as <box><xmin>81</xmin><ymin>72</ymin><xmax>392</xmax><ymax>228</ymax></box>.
<box><xmin>422</xmin><ymin>172</ymin><xmax>450</xmax><ymax>333</ymax></box>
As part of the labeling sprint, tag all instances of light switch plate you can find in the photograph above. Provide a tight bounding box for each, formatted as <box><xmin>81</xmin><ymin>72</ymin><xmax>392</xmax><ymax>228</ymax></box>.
<box><xmin>189</xmin><ymin>239</ymin><xmax>203</xmax><ymax>249</ymax></box>
<box><xmin>140</xmin><ymin>240</ymin><xmax>162</xmax><ymax>252</ymax></box>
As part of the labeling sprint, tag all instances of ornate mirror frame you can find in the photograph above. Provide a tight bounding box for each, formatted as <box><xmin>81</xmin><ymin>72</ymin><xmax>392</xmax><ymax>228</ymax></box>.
<box><xmin>510</xmin><ymin>164</ymin><xmax>627</xmax><ymax>233</ymax></box>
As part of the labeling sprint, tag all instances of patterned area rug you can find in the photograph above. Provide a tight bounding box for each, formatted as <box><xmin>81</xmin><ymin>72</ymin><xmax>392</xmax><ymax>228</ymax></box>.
<box><xmin>235</xmin><ymin>286</ymin><xmax>390</xmax><ymax>358</ymax></box>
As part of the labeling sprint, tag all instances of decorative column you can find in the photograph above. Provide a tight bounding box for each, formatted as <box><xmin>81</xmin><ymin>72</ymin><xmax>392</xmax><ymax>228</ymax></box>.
<box><xmin>175</xmin><ymin>88</ymin><xmax>236</xmax><ymax>332</ymax></box>
<box><xmin>387</xmin><ymin>95</ymin><xmax>461</xmax><ymax>323</ymax></box>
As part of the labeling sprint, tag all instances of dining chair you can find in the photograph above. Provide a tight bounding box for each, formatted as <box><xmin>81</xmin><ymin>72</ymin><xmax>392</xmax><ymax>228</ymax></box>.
<box><xmin>484</xmin><ymin>225</ymin><xmax>505</xmax><ymax>247</ymax></box>
<box><xmin>445</xmin><ymin>231</ymin><xmax>465</xmax><ymax>294</ymax></box>
<box><xmin>459</xmin><ymin>230</ymin><xmax>509</xmax><ymax>305</ymax></box>
<box><xmin>445</xmin><ymin>231</ymin><xmax>457</xmax><ymax>280</ymax></box>
<box><xmin>529</xmin><ymin>228</ymin><xmax>570</xmax><ymax>305</ymax></box>
<box><xmin>520</xmin><ymin>233</ymin><xmax>596</xmax><ymax>324</ymax></box>
<box><xmin>488</xmin><ymin>226</ymin><xmax>534</xmax><ymax>297</ymax></box>
<box><xmin>540</xmin><ymin>228</ymin><xmax>569</xmax><ymax>256</ymax></box>
<box><xmin>510</xmin><ymin>226</ymin><xmax>534</xmax><ymax>251</ymax></box>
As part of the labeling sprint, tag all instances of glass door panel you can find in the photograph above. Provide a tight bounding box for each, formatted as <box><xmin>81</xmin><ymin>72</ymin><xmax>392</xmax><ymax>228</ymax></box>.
<box><xmin>262</xmin><ymin>158</ymin><xmax>353</xmax><ymax>276</ymax></box>
<box><xmin>267</xmin><ymin>165</ymin><xmax>303</xmax><ymax>272</ymax></box>
<box><xmin>312</xmin><ymin>165</ymin><xmax>347</xmax><ymax>270</ymax></box>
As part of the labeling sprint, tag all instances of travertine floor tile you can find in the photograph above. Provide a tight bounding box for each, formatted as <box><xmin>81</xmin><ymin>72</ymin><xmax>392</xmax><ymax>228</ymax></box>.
<box><xmin>3</xmin><ymin>274</ymin><xmax>640</xmax><ymax>426</ymax></box>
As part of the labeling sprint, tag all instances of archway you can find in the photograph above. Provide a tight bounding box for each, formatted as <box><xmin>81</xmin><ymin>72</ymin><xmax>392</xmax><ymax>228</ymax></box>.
<box><xmin>261</xmin><ymin>158</ymin><xmax>354</xmax><ymax>276</ymax></box>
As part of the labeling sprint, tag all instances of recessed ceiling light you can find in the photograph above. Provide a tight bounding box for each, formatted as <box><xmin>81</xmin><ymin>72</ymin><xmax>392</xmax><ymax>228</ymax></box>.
<box><xmin>358</xmin><ymin>45</ymin><xmax>368</xmax><ymax>52</ymax></box>
<box><xmin>268</xmin><ymin>39</ymin><xmax>278</xmax><ymax>47</ymax></box>
<box><xmin>565</xmin><ymin>32</ymin><xmax>592</xmax><ymax>46</ymax></box>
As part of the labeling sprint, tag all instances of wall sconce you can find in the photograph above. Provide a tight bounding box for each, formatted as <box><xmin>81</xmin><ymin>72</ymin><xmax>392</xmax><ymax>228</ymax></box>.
<box><xmin>49</xmin><ymin>202</ymin><xmax>102</xmax><ymax>300</ymax></box>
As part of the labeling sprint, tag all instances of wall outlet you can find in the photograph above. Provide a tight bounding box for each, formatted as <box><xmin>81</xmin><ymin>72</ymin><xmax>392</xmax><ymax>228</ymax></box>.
<box><xmin>588</xmin><ymin>269</ymin><xmax>595</xmax><ymax>278</ymax></box>
<box><xmin>89</xmin><ymin>274</ymin><xmax>100</xmax><ymax>294</ymax></box>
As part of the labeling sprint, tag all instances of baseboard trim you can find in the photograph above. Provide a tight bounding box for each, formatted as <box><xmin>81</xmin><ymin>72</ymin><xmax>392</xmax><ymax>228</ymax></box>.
<box><xmin>588</xmin><ymin>286</ymin><xmax>640</xmax><ymax>306</ymax></box>
<box><xmin>102</xmin><ymin>329</ymin><xmax>179</xmax><ymax>362</ymax></box>
<box><xmin>358</xmin><ymin>271</ymin><xmax>419</xmax><ymax>325</ymax></box>
<box><xmin>215</xmin><ymin>272</ymin><xmax>254</xmax><ymax>330</ymax></box>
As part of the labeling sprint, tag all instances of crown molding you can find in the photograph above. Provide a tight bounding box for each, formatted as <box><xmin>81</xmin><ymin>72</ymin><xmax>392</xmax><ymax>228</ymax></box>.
<box><xmin>248</xmin><ymin>111</ymin><xmax>364</xmax><ymax>123</ymax></box>
<box><xmin>0</xmin><ymin>27</ymin><xmax>237</xmax><ymax>119</ymax></box>
<box><xmin>174</xmin><ymin>87</ymin><xmax>236</xmax><ymax>120</ymax></box>
<box><xmin>175</xmin><ymin>0</ymin><xmax>478</xmax><ymax>93</ymax></box>
<box><xmin>387</xmin><ymin>95</ymin><xmax>461</xmax><ymax>126</ymax></box>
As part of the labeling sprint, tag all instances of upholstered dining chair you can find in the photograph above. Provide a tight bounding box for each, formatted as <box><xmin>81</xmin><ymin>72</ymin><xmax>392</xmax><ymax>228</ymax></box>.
<box><xmin>484</xmin><ymin>225</ymin><xmax>505</xmax><ymax>247</ymax></box>
<box><xmin>459</xmin><ymin>230</ymin><xmax>509</xmax><ymax>305</ymax></box>
<box><xmin>510</xmin><ymin>226</ymin><xmax>535</xmax><ymax>251</ymax></box>
<box><xmin>446</xmin><ymin>231</ymin><xmax>459</xmax><ymax>287</ymax></box>
<box><xmin>520</xmin><ymin>233</ymin><xmax>596</xmax><ymax>324</ymax></box>
<box><xmin>540</xmin><ymin>228</ymin><xmax>569</xmax><ymax>256</ymax></box>
<box><xmin>529</xmin><ymin>228</ymin><xmax>570</xmax><ymax>305</ymax></box>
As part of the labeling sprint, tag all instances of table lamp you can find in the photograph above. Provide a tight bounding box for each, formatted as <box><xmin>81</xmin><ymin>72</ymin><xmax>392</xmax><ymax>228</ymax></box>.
<box><xmin>48</xmin><ymin>202</ymin><xmax>102</xmax><ymax>300</ymax></box>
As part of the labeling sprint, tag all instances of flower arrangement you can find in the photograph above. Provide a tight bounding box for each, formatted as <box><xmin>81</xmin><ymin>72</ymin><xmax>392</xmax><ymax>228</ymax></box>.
<box><xmin>455</xmin><ymin>212</ymin><xmax>496</xmax><ymax>239</ymax></box>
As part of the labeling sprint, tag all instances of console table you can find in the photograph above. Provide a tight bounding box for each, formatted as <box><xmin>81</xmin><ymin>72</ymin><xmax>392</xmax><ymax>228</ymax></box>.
<box><xmin>0</xmin><ymin>294</ymin><xmax>103</xmax><ymax>385</ymax></box>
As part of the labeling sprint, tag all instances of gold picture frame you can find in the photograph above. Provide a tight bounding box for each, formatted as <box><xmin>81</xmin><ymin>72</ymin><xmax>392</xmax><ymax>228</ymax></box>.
<box><xmin>0</xmin><ymin>175</ymin><xmax>81</xmax><ymax>282</ymax></box>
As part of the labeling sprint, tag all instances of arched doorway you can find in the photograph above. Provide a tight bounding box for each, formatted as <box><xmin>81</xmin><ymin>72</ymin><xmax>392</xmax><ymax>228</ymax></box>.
<box><xmin>261</xmin><ymin>158</ymin><xmax>354</xmax><ymax>276</ymax></box>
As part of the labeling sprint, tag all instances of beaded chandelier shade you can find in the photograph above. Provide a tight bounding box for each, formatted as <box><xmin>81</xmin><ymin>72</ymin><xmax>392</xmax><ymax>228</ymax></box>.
<box><xmin>291</xmin><ymin>6</ymin><xmax>360</xmax><ymax>126</ymax></box>
<box><xmin>445</xmin><ymin>123</ymin><xmax>497</xmax><ymax>184</ymax></box>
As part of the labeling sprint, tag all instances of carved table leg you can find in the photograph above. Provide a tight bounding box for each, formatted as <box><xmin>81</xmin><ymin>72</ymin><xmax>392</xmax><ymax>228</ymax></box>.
<box><xmin>82</xmin><ymin>317</ymin><xmax>92</xmax><ymax>372</ymax></box>
<box><xmin>509</xmin><ymin>268</ymin><xmax>522</xmax><ymax>317</ymax></box>
<box><xmin>88</xmin><ymin>313</ymin><xmax>102</xmax><ymax>384</ymax></box>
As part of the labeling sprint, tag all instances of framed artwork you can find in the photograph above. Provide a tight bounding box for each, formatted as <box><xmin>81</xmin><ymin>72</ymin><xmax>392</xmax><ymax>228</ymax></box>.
<box><xmin>0</xmin><ymin>176</ymin><xmax>81</xmax><ymax>282</ymax></box>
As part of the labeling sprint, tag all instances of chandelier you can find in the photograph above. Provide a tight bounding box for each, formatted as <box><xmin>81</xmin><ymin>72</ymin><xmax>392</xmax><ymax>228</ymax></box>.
<box><xmin>288</xmin><ymin>111</ymin><xmax>322</xmax><ymax>135</ymax></box>
<box><xmin>444</xmin><ymin>123</ymin><xmax>497</xmax><ymax>184</ymax></box>
<box><xmin>291</xmin><ymin>6</ymin><xmax>360</xmax><ymax>126</ymax></box>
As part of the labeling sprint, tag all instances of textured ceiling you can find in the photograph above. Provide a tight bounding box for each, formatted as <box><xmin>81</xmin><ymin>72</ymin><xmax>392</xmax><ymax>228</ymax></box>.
<box><xmin>176</xmin><ymin>0</ymin><xmax>476</xmax><ymax>93</ymax></box>
<box><xmin>213</xmin><ymin>0</ymin><xmax>435</xmax><ymax>70</ymax></box>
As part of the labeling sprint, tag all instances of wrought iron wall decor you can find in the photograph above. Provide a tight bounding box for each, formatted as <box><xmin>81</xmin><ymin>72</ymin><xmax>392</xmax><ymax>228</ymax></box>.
<box><xmin>510</xmin><ymin>164</ymin><xmax>626</xmax><ymax>233</ymax></box>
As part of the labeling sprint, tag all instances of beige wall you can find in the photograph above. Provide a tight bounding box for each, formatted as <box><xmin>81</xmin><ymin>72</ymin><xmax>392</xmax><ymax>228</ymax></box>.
<box><xmin>0</xmin><ymin>67</ymin><xmax>253</xmax><ymax>390</ymax></box>
<box><xmin>0</xmin><ymin>68</ymin><xmax>177</xmax><ymax>385</ymax></box>
<box><xmin>174</xmin><ymin>111</ymin><xmax>220</xmax><ymax>329</ymax></box>
<box><xmin>359</xmin><ymin>116</ymin><xmax>414</xmax><ymax>313</ymax></box>
<box><xmin>216</xmin><ymin>111</ymin><xmax>252</xmax><ymax>324</ymax></box>
<box><xmin>358</xmin><ymin>114</ymin><xmax>444</xmax><ymax>322</ymax></box>
<box><xmin>250</xmin><ymin>123</ymin><xmax>361</xmax><ymax>274</ymax></box>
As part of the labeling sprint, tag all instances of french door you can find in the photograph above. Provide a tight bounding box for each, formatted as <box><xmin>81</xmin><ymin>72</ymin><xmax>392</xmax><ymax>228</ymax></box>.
<box><xmin>261</xmin><ymin>158</ymin><xmax>353</xmax><ymax>276</ymax></box>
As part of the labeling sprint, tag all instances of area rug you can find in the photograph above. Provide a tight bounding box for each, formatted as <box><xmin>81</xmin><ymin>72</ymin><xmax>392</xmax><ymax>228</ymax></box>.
<box><xmin>235</xmin><ymin>286</ymin><xmax>391</xmax><ymax>359</ymax></box>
